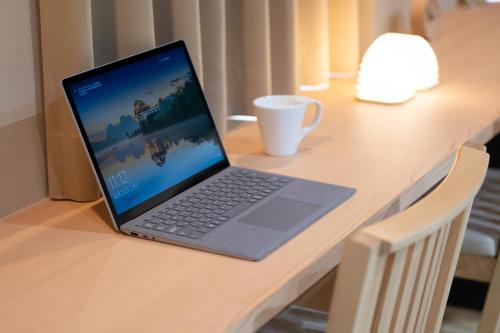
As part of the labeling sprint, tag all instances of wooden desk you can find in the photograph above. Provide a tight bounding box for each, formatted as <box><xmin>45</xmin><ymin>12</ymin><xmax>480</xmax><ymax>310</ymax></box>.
<box><xmin>1</xmin><ymin>5</ymin><xmax>499</xmax><ymax>333</ymax></box>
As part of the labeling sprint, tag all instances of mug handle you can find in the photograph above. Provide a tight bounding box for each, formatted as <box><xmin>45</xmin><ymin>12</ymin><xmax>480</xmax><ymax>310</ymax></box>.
<box><xmin>300</xmin><ymin>99</ymin><xmax>323</xmax><ymax>142</ymax></box>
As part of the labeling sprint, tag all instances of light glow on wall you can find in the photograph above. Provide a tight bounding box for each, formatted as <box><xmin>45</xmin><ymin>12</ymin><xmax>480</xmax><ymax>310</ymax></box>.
<box><xmin>356</xmin><ymin>33</ymin><xmax>439</xmax><ymax>104</ymax></box>
<box><xmin>299</xmin><ymin>82</ymin><xmax>330</xmax><ymax>91</ymax></box>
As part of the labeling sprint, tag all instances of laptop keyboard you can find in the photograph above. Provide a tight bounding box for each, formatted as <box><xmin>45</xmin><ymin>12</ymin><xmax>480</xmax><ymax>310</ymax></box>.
<box><xmin>135</xmin><ymin>170</ymin><xmax>291</xmax><ymax>240</ymax></box>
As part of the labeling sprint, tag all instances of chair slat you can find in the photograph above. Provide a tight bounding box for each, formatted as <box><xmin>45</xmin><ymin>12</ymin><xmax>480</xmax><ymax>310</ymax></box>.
<box><xmin>390</xmin><ymin>241</ymin><xmax>424</xmax><ymax>333</ymax></box>
<box><xmin>419</xmin><ymin>221</ymin><xmax>451</xmax><ymax>332</ymax></box>
<box><xmin>415</xmin><ymin>226</ymin><xmax>448</xmax><ymax>332</ymax></box>
<box><xmin>425</xmin><ymin>206</ymin><xmax>473</xmax><ymax>333</ymax></box>
<box><xmin>327</xmin><ymin>233</ymin><xmax>387</xmax><ymax>333</ymax></box>
<box><xmin>371</xmin><ymin>249</ymin><xmax>407</xmax><ymax>333</ymax></box>
<box><xmin>404</xmin><ymin>233</ymin><xmax>437</xmax><ymax>332</ymax></box>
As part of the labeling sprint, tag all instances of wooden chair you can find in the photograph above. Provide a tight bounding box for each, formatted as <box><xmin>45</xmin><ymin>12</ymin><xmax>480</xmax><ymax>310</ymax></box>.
<box><xmin>260</xmin><ymin>143</ymin><xmax>489</xmax><ymax>333</ymax></box>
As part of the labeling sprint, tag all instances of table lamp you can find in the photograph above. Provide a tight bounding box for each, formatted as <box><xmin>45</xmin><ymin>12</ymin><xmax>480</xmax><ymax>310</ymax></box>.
<box><xmin>356</xmin><ymin>33</ymin><xmax>439</xmax><ymax>104</ymax></box>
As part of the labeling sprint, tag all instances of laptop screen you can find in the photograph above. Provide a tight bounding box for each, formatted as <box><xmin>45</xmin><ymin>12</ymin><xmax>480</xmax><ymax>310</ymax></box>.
<box><xmin>63</xmin><ymin>42</ymin><xmax>228</xmax><ymax>224</ymax></box>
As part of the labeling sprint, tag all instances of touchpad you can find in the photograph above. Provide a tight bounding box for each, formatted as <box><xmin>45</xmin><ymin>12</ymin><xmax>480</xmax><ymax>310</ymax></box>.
<box><xmin>239</xmin><ymin>197</ymin><xmax>321</xmax><ymax>232</ymax></box>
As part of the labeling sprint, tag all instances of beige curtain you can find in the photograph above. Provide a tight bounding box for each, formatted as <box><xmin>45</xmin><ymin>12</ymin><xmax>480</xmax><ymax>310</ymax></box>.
<box><xmin>39</xmin><ymin>0</ymin><xmax>411</xmax><ymax>201</ymax></box>
<box><xmin>40</xmin><ymin>0</ymin><xmax>100</xmax><ymax>201</ymax></box>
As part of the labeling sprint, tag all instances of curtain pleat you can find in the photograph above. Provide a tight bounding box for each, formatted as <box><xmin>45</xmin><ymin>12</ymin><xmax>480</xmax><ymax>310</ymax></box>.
<box><xmin>168</xmin><ymin>0</ymin><xmax>204</xmax><ymax>82</ymax></box>
<box><xmin>329</xmin><ymin>0</ymin><xmax>360</xmax><ymax>74</ymax></box>
<box><xmin>225</xmin><ymin>1</ymin><xmax>246</xmax><ymax>118</ymax></box>
<box><xmin>92</xmin><ymin>0</ymin><xmax>155</xmax><ymax>65</ymax></box>
<box><xmin>40</xmin><ymin>0</ymin><xmax>412</xmax><ymax>201</ymax></box>
<box><xmin>358</xmin><ymin>0</ymin><xmax>376</xmax><ymax>55</ymax></box>
<box><xmin>242</xmin><ymin>0</ymin><xmax>272</xmax><ymax>114</ymax></box>
<box><xmin>199</xmin><ymin>0</ymin><xmax>228</xmax><ymax>133</ymax></box>
<box><xmin>269</xmin><ymin>0</ymin><xmax>299</xmax><ymax>95</ymax></box>
<box><xmin>297</xmin><ymin>0</ymin><xmax>330</xmax><ymax>89</ymax></box>
<box><xmin>113</xmin><ymin>0</ymin><xmax>155</xmax><ymax>58</ymax></box>
<box><xmin>358</xmin><ymin>0</ymin><xmax>415</xmax><ymax>55</ymax></box>
<box><xmin>91</xmin><ymin>0</ymin><xmax>117</xmax><ymax>66</ymax></box>
<box><xmin>40</xmin><ymin>0</ymin><xmax>100</xmax><ymax>201</ymax></box>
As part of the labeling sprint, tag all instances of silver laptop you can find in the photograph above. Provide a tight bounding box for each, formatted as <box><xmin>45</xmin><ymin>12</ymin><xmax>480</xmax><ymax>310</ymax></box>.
<box><xmin>62</xmin><ymin>40</ymin><xmax>355</xmax><ymax>260</ymax></box>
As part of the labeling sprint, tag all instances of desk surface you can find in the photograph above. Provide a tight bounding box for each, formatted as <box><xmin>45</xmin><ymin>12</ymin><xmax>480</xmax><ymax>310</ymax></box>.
<box><xmin>1</xmin><ymin>5</ymin><xmax>499</xmax><ymax>333</ymax></box>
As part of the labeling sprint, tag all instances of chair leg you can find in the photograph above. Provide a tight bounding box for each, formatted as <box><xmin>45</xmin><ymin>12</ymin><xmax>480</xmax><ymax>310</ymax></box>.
<box><xmin>477</xmin><ymin>257</ymin><xmax>500</xmax><ymax>333</ymax></box>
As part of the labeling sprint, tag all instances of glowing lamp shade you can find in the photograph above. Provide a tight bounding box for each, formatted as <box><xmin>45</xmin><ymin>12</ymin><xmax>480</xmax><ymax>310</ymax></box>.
<box><xmin>356</xmin><ymin>33</ymin><xmax>439</xmax><ymax>104</ymax></box>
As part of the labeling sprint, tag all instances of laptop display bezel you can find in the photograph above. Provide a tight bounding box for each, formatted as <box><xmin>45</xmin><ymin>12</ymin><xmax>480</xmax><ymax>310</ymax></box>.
<box><xmin>62</xmin><ymin>40</ymin><xmax>230</xmax><ymax>228</ymax></box>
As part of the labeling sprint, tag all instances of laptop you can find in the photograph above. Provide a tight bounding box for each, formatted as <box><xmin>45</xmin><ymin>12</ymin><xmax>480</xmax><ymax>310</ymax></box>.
<box><xmin>62</xmin><ymin>40</ymin><xmax>355</xmax><ymax>260</ymax></box>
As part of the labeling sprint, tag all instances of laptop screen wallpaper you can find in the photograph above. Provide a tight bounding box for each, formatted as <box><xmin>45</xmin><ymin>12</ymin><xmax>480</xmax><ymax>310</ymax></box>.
<box><xmin>68</xmin><ymin>47</ymin><xmax>225</xmax><ymax>214</ymax></box>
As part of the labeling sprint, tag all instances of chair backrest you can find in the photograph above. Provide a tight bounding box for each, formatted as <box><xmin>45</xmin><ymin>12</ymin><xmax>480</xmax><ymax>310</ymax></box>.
<box><xmin>327</xmin><ymin>143</ymin><xmax>489</xmax><ymax>333</ymax></box>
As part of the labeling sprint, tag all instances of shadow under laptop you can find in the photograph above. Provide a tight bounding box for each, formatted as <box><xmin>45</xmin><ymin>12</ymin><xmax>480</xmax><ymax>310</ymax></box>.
<box><xmin>0</xmin><ymin>199</ymin><xmax>120</xmax><ymax>268</ymax></box>
<box><xmin>2</xmin><ymin>199</ymin><xmax>115</xmax><ymax>233</ymax></box>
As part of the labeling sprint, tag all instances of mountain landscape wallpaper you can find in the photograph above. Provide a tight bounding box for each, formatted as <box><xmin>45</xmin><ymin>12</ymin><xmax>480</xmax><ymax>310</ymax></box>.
<box><xmin>69</xmin><ymin>48</ymin><xmax>224</xmax><ymax>214</ymax></box>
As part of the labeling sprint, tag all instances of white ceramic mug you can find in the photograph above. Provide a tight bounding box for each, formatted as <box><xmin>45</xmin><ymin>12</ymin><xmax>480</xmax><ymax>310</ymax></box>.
<box><xmin>253</xmin><ymin>95</ymin><xmax>323</xmax><ymax>156</ymax></box>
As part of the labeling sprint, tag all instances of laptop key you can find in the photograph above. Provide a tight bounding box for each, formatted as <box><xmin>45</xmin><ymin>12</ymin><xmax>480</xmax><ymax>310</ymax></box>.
<box><xmin>223</xmin><ymin>201</ymin><xmax>253</xmax><ymax>218</ymax></box>
<box><xmin>198</xmin><ymin>226</ymin><xmax>211</xmax><ymax>233</ymax></box>
<box><xmin>166</xmin><ymin>226</ymin><xmax>180</xmax><ymax>234</ymax></box>
<box><xmin>200</xmin><ymin>217</ymin><xmax>212</xmax><ymax>223</ymax></box>
<box><xmin>249</xmin><ymin>172</ymin><xmax>265</xmax><ymax>179</ymax></box>
<box><xmin>154</xmin><ymin>224</ymin><xmax>167</xmax><ymax>231</ymax></box>
<box><xmin>177</xmin><ymin>226</ymin><xmax>196</xmax><ymax>236</ymax></box>
<box><xmin>143</xmin><ymin>222</ymin><xmax>156</xmax><ymax>229</ymax></box>
<box><xmin>266</xmin><ymin>176</ymin><xmax>279</xmax><ymax>182</ymax></box>
<box><xmin>188</xmin><ymin>232</ymin><xmax>204</xmax><ymax>239</ymax></box>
